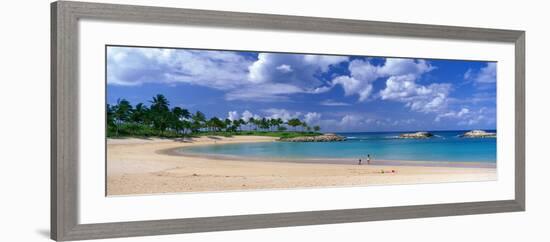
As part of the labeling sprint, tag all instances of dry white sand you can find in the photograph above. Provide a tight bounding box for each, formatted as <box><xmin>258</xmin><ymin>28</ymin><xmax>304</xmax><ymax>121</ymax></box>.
<box><xmin>107</xmin><ymin>136</ymin><xmax>496</xmax><ymax>196</ymax></box>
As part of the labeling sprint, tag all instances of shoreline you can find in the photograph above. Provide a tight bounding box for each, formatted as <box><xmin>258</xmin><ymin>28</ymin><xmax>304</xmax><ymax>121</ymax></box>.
<box><xmin>107</xmin><ymin>136</ymin><xmax>497</xmax><ymax>195</ymax></box>
<box><xmin>162</xmin><ymin>147</ymin><xmax>496</xmax><ymax>168</ymax></box>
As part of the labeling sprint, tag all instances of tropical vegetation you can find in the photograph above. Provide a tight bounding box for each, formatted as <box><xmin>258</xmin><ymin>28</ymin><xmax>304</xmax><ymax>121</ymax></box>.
<box><xmin>107</xmin><ymin>94</ymin><xmax>322</xmax><ymax>138</ymax></box>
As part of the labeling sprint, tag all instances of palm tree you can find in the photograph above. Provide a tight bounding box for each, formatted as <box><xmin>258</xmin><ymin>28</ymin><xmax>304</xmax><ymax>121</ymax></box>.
<box><xmin>205</xmin><ymin>118</ymin><xmax>213</xmax><ymax>132</ymax></box>
<box><xmin>149</xmin><ymin>94</ymin><xmax>170</xmax><ymax>135</ymax></box>
<box><xmin>232</xmin><ymin>119</ymin><xmax>242</xmax><ymax>132</ymax></box>
<box><xmin>182</xmin><ymin>120</ymin><xmax>192</xmax><ymax>137</ymax></box>
<box><xmin>208</xmin><ymin>117</ymin><xmax>224</xmax><ymax>132</ymax></box>
<box><xmin>259</xmin><ymin>118</ymin><xmax>270</xmax><ymax>131</ymax></box>
<box><xmin>248</xmin><ymin>118</ymin><xmax>256</xmax><ymax>131</ymax></box>
<box><xmin>191</xmin><ymin>111</ymin><xmax>206</xmax><ymax>133</ymax></box>
<box><xmin>301</xmin><ymin>122</ymin><xmax>308</xmax><ymax>132</ymax></box>
<box><xmin>238</xmin><ymin>119</ymin><xmax>246</xmax><ymax>132</ymax></box>
<box><xmin>224</xmin><ymin>119</ymin><xmax>232</xmax><ymax>132</ymax></box>
<box><xmin>113</xmin><ymin>99</ymin><xmax>132</xmax><ymax>136</ymax></box>
<box><xmin>106</xmin><ymin>104</ymin><xmax>115</xmax><ymax>131</ymax></box>
<box><xmin>269</xmin><ymin>118</ymin><xmax>277</xmax><ymax>131</ymax></box>
<box><xmin>172</xmin><ymin>107</ymin><xmax>190</xmax><ymax>120</ymax></box>
<box><xmin>105</xmin><ymin>94</ymin><xmax>326</xmax><ymax>138</ymax></box>
<box><xmin>171</xmin><ymin>107</ymin><xmax>190</xmax><ymax>136</ymax></box>
<box><xmin>287</xmin><ymin>118</ymin><xmax>301</xmax><ymax>131</ymax></box>
<box><xmin>273</xmin><ymin>118</ymin><xmax>283</xmax><ymax>132</ymax></box>
<box><xmin>150</xmin><ymin>94</ymin><xmax>169</xmax><ymax>110</ymax></box>
<box><xmin>131</xmin><ymin>103</ymin><xmax>149</xmax><ymax>124</ymax></box>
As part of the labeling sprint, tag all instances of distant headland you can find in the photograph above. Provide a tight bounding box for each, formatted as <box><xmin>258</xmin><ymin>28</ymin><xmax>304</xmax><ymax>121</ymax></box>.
<box><xmin>398</xmin><ymin>130</ymin><xmax>496</xmax><ymax>139</ymax></box>
<box><xmin>280</xmin><ymin>133</ymin><xmax>346</xmax><ymax>142</ymax></box>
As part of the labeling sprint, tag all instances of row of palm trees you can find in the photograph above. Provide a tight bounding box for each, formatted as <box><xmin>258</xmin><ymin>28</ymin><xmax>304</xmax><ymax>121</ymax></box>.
<box><xmin>107</xmin><ymin>94</ymin><xmax>321</xmax><ymax>137</ymax></box>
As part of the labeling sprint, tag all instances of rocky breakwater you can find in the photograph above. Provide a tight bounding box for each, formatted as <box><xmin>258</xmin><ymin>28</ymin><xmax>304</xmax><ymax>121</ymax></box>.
<box><xmin>280</xmin><ymin>133</ymin><xmax>346</xmax><ymax>142</ymax></box>
<box><xmin>461</xmin><ymin>130</ymin><xmax>496</xmax><ymax>138</ymax></box>
<box><xmin>398</xmin><ymin>131</ymin><xmax>434</xmax><ymax>139</ymax></box>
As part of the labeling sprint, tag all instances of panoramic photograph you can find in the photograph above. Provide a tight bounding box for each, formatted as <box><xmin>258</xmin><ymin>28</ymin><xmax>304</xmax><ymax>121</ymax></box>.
<box><xmin>106</xmin><ymin>45</ymin><xmax>497</xmax><ymax>196</ymax></box>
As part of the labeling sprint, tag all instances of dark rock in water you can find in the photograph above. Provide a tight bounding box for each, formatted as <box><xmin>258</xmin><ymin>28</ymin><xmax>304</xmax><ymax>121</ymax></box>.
<box><xmin>280</xmin><ymin>133</ymin><xmax>346</xmax><ymax>142</ymax></box>
<box><xmin>398</xmin><ymin>131</ymin><xmax>434</xmax><ymax>139</ymax></box>
<box><xmin>461</xmin><ymin>130</ymin><xmax>496</xmax><ymax>138</ymax></box>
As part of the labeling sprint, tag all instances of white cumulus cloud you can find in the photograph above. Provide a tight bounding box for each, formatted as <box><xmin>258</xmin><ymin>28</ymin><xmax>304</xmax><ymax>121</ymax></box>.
<box><xmin>227</xmin><ymin>111</ymin><xmax>240</xmax><ymax>121</ymax></box>
<box><xmin>108</xmin><ymin>47</ymin><xmax>350</xmax><ymax>102</ymax></box>
<box><xmin>241</xmin><ymin>110</ymin><xmax>254</xmax><ymax>121</ymax></box>
<box><xmin>332</xmin><ymin>58</ymin><xmax>435</xmax><ymax>102</ymax></box>
<box><xmin>262</xmin><ymin>108</ymin><xmax>301</xmax><ymax>122</ymax></box>
<box><xmin>377</xmin><ymin>58</ymin><xmax>434</xmax><ymax>77</ymax></box>
<box><xmin>340</xmin><ymin>115</ymin><xmax>361</xmax><ymax>126</ymax></box>
<box><xmin>107</xmin><ymin>47</ymin><xmax>253</xmax><ymax>88</ymax></box>
<box><xmin>275</xmin><ymin>64</ymin><xmax>293</xmax><ymax>73</ymax></box>
<box><xmin>464</xmin><ymin>63</ymin><xmax>497</xmax><ymax>88</ymax></box>
<box><xmin>304</xmin><ymin>112</ymin><xmax>322</xmax><ymax>125</ymax></box>
<box><xmin>435</xmin><ymin>108</ymin><xmax>470</xmax><ymax>122</ymax></box>
<box><xmin>248</xmin><ymin>53</ymin><xmax>347</xmax><ymax>89</ymax></box>
<box><xmin>380</xmin><ymin>75</ymin><xmax>451</xmax><ymax>113</ymax></box>
<box><xmin>332</xmin><ymin>76</ymin><xmax>373</xmax><ymax>102</ymax></box>
<box><xmin>437</xmin><ymin>107</ymin><xmax>495</xmax><ymax>127</ymax></box>
<box><xmin>475</xmin><ymin>63</ymin><xmax>497</xmax><ymax>83</ymax></box>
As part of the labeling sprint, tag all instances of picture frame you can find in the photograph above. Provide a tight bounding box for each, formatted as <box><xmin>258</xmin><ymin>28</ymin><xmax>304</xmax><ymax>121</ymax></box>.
<box><xmin>51</xmin><ymin>1</ymin><xmax>525</xmax><ymax>241</ymax></box>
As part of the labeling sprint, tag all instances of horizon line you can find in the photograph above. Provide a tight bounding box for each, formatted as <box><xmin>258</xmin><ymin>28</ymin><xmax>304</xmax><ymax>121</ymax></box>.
<box><xmin>329</xmin><ymin>129</ymin><xmax>497</xmax><ymax>133</ymax></box>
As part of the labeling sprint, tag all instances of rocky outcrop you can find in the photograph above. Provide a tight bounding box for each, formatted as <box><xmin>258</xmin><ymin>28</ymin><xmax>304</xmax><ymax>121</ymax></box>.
<box><xmin>398</xmin><ymin>131</ymin><xmax>434</xmax><ymax>139</ymax></box>
<box><xmin>461</xmin><ymin>130</ymin><xmax>496</xmax><ymax>138</ymax></box>
<box><xmin>280</xmin><ymin>133</ymin><xmax>346</xmax><ymax>142</ymax></box>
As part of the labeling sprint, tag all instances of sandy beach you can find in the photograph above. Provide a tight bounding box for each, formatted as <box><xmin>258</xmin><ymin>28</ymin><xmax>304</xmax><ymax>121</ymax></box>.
<box><xmin>107</xmin><ymin>136</ymin><xmax>496</xmax><ymax>196</ymax></box>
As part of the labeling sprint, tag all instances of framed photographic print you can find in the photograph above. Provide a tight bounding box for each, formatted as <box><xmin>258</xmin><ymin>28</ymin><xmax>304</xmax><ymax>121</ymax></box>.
<box><xmin>51</xmin><ymin>1</ymin><xmax>525</xmax><ymax>241</ymax></box>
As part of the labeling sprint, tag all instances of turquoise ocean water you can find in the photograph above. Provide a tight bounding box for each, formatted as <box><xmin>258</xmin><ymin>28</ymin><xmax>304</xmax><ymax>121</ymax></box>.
<box><xmin>181</xmin><ymin>130</ymin><xmax>497</xmax><ymax>163</ymax></box>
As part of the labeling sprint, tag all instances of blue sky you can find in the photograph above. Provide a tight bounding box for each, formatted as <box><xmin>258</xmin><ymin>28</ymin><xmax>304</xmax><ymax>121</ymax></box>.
<box><xmin>107</xmin><ymin>46</ymin><xmax>496</xmax><ymax>132</ymax></box>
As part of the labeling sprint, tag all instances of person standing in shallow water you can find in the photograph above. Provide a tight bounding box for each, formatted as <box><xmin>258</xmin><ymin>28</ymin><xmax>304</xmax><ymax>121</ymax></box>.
<box><xmin>367</xmin><ymin>154</ymin><xmax>371</xmax><ymax>165</ymax></box>
<box><xmin>358</xmin><ymin>158</ymin><xmax>362</xmax><ymax>165</ymax></box>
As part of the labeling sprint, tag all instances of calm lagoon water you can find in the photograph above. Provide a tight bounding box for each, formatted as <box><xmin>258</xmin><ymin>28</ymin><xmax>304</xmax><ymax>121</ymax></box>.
<box><xmin>182</xmin><ymin>131</ymin><xmax>497</xmax><ymax>163</ymax></box>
